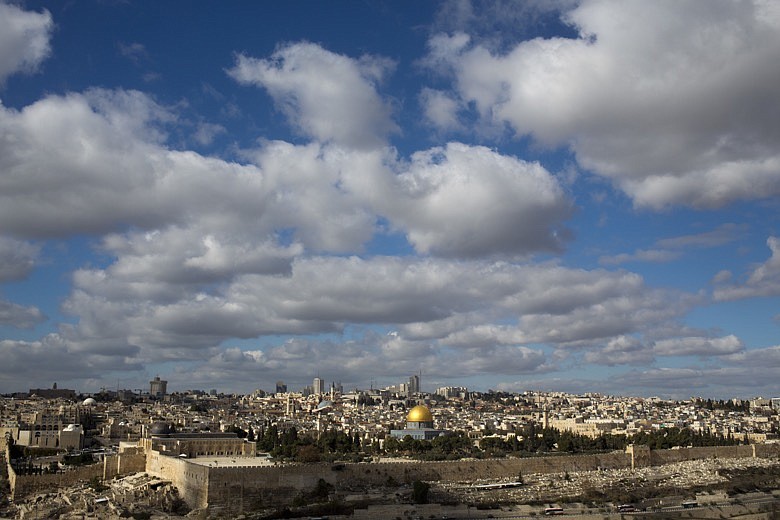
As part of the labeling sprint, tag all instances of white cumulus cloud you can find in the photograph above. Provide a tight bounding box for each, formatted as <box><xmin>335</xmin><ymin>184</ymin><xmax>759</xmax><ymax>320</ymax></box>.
<box><xmin>0</xmin><ymin>2</ymin><xmax>52</xmax><ymax>83</ymax></box>
<box><xmin>714</xmin><ymin>236</ymin><xmax>780</xmax><ymax>300</ymax></box>
<box><xmin>427</xmin><ymin>0</ymin><xmax>780</xmax><ymax>209</ymax></box>
<box><xmin>379</xmin><ymin>143</ymin><xmax>572</xmax><ymax>257</ymax></box>
<box><xmin>228</xmin><ymin>42</ymin><xmax>398</xmax><ymax>149</ymax></box>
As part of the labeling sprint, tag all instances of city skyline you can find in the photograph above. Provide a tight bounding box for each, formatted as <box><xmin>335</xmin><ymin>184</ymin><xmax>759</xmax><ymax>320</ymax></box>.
<box><xmin>2</xmin><ymin>1</ymin><xmax>780</xmax><ymax>399</ymax></box>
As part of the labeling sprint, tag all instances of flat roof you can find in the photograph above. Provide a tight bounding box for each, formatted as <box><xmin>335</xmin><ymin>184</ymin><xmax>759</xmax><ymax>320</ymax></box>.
<box><xmin>150</xmin><ymin>433</ymin><xmax>240</xmax><ymax>439</ymax></box>
<box><xmin>185</xmin><ymin>456</ymin><xmax>277</xmax><ymax>468</ymax></box>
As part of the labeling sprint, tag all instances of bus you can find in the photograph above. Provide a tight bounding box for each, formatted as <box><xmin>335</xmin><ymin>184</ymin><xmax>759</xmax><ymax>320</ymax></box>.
<box><xmin>617</xmin><ymin>504</ymin><xmax>636</xmax><ymax>512</ymax></box>
<box><xmin>544</xmin><ymin>507</ymin><xmax>564</xmax><ymax>515</ymax></box>
<box><xmin>681</xmin><ymin>501</ymin><xmax>698</xmax><ymax>509</ymax></box>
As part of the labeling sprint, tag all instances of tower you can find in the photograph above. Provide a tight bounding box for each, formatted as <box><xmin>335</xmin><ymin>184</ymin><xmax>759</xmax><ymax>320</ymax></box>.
<box><xmin>313</xmin><ymin>377</ymin><xmax>324</xmax><ymax>396</ymax></box>
<box><xmin>409</xmin><ymin>373</ymin><xmax>420</xmax><ymax>395</ymax></box>
<box><xmin>150</xmin><ymin>375</ymin><xmax>167</xmax><ymax>397</ymax></box>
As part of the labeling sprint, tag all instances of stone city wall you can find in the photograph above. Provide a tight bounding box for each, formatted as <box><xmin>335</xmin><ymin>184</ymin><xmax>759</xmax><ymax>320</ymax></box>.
<box><xmin>647</xmin><ymin>444</ymin><xmax>761</xmax><ymax>466</ymax></box>
<box><xmin>5</xmin><ymin>447</ymin><xmax>16</xmax><ymax>500</ymax></box>
<box><xmin>191</xmin><ymin>444</ymin><xmax>780</xmax><ymax>514</ymax></box>
<box><xmin>146</xmin><ymin>451</ymin><xmax>210</xmax><ymax>509</ymax></box>
<box><xmin>11</xmin><ymin>442</ymin><xmax>780</xmax><ymax>511</ymax></box>
<box><xmin>6</xmin><ymin>450</ymin><xmax>147</xmax><ymax>501</ymax></box>
<box><xmin>196</xmin><ymin>452</ymin><xmax>632</xmax><ymax>513</ymax></box>
<box><xmin>337</xmin><ymin>452</ymin><xmax>632</xmax><ymax>488</ymax></box>
<box><xmin>207</xmin><ymin>465</ymin><xmax>303</xmax><ymax>516</ymax></box>
<box><xmin>754</xmin><ymin>443</ymin><xmax>780</xmax><ymax>458</ymax></box>
<box><xmin>8</xmin><ymin>461</ymin><xmax>104</xmax><ymax>500</ymax></box>
<box><xmin>102</xmin><ymin>452</ymin><xmax>146</xmax><ymax>479</ymax></box>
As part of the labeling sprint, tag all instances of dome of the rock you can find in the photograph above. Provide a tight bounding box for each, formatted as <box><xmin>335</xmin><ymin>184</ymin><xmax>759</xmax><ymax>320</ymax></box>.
<box><xmin>406</xmin><ymin>405</ymin><xmax>433</xmax><ymax>423</ymax></box>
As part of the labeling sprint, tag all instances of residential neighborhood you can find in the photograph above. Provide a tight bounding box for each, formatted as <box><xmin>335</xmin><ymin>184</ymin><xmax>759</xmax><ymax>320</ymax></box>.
<box><xmin>2</xmin><ymin>377</ymin><xmax>778</xmax><ymax>458</ymax></box>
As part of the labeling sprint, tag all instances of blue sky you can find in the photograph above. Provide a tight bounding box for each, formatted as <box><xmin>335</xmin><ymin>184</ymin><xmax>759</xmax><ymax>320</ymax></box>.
<box><xmin>2</xmin><ymin>0</ymin><xmax>780</xmax><ymax>399</ymax></box>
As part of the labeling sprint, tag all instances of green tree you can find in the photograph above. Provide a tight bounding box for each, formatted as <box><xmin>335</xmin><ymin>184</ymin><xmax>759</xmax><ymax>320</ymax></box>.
<box><xmin>296</xmin><ymin>444</ymin><xmax>321</xmax><ymax>463</ymax></box>
<box><xmin>383</xmin><ymin>436</ymin><xmax>400</xmax><ymax>453</ymax></box>
<box><xmin>257</xmin><ymin>425</ymin><xmax>278</xmax><ymax>452</ymax></box>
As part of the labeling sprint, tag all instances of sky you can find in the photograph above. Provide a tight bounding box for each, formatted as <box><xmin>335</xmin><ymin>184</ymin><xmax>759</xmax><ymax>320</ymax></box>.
<box><xmin>1</xmin><ymin>0</ymin><xmax>780</xmax><ymax>399</ymax></box>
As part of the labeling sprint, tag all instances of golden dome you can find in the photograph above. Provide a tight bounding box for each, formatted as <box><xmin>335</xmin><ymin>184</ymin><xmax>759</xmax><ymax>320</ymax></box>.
<box><xmin>406</xmin><ymin>405</ymin><xmax>433</xmax><ymax>423</ymax></box>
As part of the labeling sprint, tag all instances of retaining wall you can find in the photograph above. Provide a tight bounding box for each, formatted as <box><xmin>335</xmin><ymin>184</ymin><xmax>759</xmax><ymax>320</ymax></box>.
<box><xmin>336</xmin><ymin>451</ymin><xmax>632</xmax><ymax>488</ymax></box>
<box><xmin>176</xmin><ymin>443</ymin><xmax>780</xmax><ymax>514</ymax></box>
<box><xmin>146</xmin><ymin>451</ymin><xmax>210</xmax><ymax>509</ymax></box>
<box><xmin>103</xmin><ymin>452</ymin><xmax>146</xmax><ymax>479</ymax></box>
<box><xmin>159</xmin><ymin>451</ymin><xmax>632</xmax><ymax>512</ymax></box>
<box><xmin>646</xmin><ymin>444</ymin><xmax>766</xmax><ymax>467</ymax></box>
<box><xmin>5</xmin><ymin>447</ymin><xmax>15</xmax><ymax>500</ymax></box>
<box><xmin>8</xmin><ymin>461</ymin><xmax>105</xmax><ymax>500</ymax></box>
<box><xmin>6</xmin><ymin>450</ymin><xmax>147</xmax><ymax>501</ymax></box>
<box><xmin>11</xmin><ymin>441</ymin><xmax>780</xmax><ymax>512</ymax></box>
<box><xmin>754</xmin><ymin>443</ymin><xmax>780</xmax><ymax>458</ymax></box>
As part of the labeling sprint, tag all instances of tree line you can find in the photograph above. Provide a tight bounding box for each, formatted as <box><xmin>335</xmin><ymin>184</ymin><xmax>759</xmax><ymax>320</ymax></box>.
<box><xmin>249</xmin><ymin>422</ymin><xmax>743</xmax><ymax>462</ymax></box>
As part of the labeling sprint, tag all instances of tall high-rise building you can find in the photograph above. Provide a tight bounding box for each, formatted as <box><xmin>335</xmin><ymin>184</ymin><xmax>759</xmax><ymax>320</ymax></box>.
<box><xmin>150</xmin><ymin>376</ymin><xmax>167</xmax><ymax>397</ymax></box>
<box><xmin>409</xmin><ymin>374</ymin><xmax>420</xmax><ymax>395</ymax></box>
<box><xmin>313</xmin><ymin>377</ymin><xmax>324</xmax><ymax>395</ymax></box>
<box><xmin>276</xmin><ymin>381</ymin><xmax>287</xmax><ymax>393</ymax></box>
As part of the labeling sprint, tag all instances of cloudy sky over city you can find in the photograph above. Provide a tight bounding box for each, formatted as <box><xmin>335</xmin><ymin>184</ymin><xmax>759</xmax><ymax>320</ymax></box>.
<box><xmin>2</xmin><ymin>0</ymin><xmax>780</xmax><ymax>398</ymax></box>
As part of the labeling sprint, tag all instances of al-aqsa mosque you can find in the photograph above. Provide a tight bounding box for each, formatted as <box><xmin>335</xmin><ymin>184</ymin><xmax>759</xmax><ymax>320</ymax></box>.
<box><xmin>390</xmin><ymin>404</ymin><xmax>449</xmax><ymax>440</ymax></box>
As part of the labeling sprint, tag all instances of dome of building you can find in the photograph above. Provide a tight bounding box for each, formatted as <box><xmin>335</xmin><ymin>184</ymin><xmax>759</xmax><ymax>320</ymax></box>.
<box><xmin>390</xmin><ymin>404</ymin><xmax>448</xmax><ymax>440</ymax></box>
<box><xmin>315</xmin><ymin>400</ymin><xmax>334</xmax><ymax>412</ymax></box>
<box><xmin>149</xmin><ymin>422</ymin><xmax>174</xmax><ymax>435</ymax></box>
<box><xmin>82</xmin><ymin>397</ymin><xmax>97</xmax><ymax>406</ymax></box>
<box><xmin>406</xmin><ymin>405</ymin><xmax>433</xmax><ymax>423</ymax></box>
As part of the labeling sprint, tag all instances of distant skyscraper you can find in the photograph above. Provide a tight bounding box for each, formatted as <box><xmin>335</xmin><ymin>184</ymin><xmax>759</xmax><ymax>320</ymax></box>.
<box><xmin>150</xmin><ymin>376</ymin><xmax>167</xmax><ymax>397</ymax></box>
<box><xmin>276</xmin><ymin>380</ymin><xmax>287</xmax><ymax>393</ymax></box>
<box><xmin>313</xmin><ymin>377</ymin><xmax>324</xmax><ymax>395</ymax></box>
<box><xmin>409</xmin><ymin>374</ymin><xmax>420</xmax><ymax>395</ymax></box>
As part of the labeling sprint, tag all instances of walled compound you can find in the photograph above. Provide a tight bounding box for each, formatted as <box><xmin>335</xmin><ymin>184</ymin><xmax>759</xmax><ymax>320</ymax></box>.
<box><xmin>144</xmin><ymin>439</ymin><xmax>780</xmax><ymax>515</ymax></box>
<box><xmin>6</xmin><ymin>437</ymin><xmax>780</xmax><ymax>516</ymax></box>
